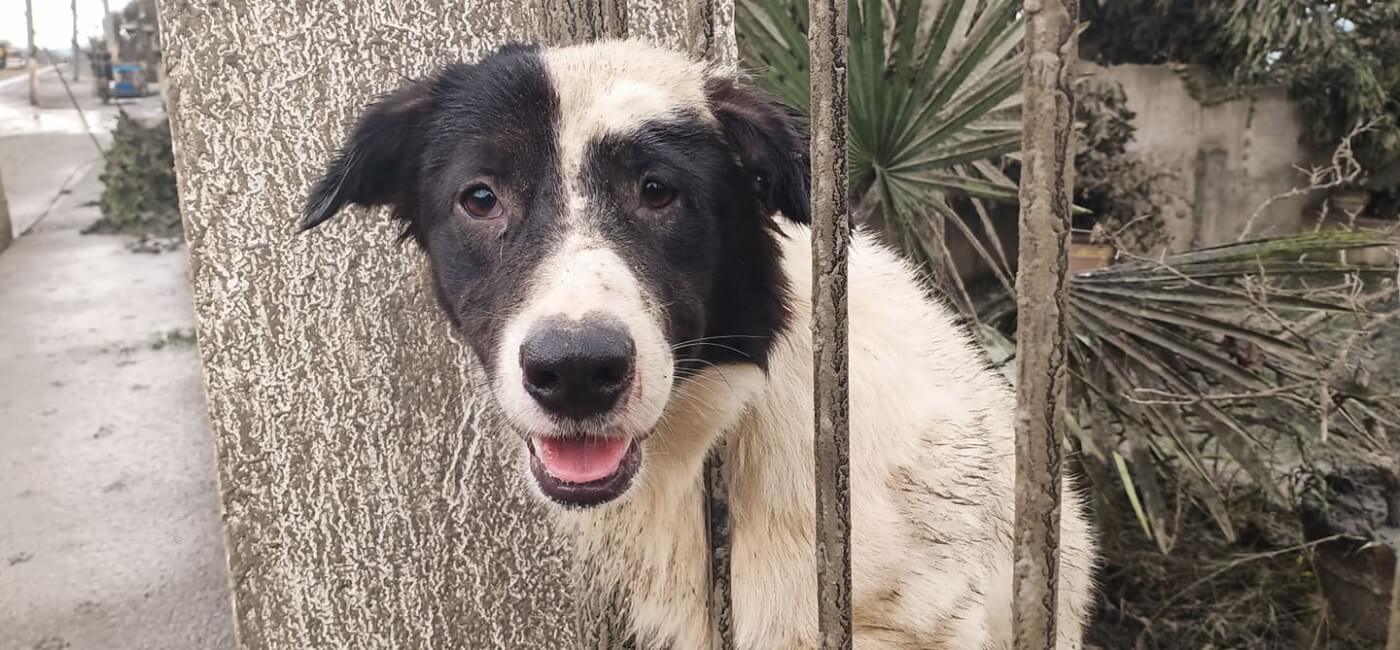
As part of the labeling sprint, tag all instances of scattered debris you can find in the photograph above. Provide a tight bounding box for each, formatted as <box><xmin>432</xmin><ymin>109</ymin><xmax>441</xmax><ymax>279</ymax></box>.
<box><xmin>103</xmin><ymin>480</ymin><xmax>130</xmax><ymax>494</ymax></box>
<box><xmin>125</xmin><ymin>235</ymin><xmax>182</xmax><ymax>254</ymax></box>
<box><xmin>1088</xmin><ymin>488</ymin><xmax>1377</xmax><ymax>649</ymax></box>
<box><xmin>148</xmin><ymin>328</ymin><xmax>196</xmax><ymax>350</ymax></box>
<box><xmin>32</xmin><ymin>636</ymin><xmax>70</xmax><ymax>650</ymax></box>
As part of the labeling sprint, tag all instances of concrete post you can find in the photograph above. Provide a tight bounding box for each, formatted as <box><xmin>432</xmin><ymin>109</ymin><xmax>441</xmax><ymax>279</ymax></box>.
<box><xmin>25</xmin><ymin>0</ymin><xmax>37</xmax><ymax>107</ymax></box>
<box><xmin>155</xmin><ymin>0</ymin><xmax>730</xmax><ymax>647</ymax></box>
<box><xmin>0</xmin><ymin>171</ymin><xmax>12</xmax><ymax>253</ymax></box>
<box><xmin>1012</xmin><ymin>0</ymin><xmax>1079</xmax><ymax>648</ymax></box>
<box><xmin>102</xmin><ymin>0</ymin><xmax>119</xmax><ymax>65</ymax></box>
<box><xmin>809</xmin><ymin>0</ymin><xmax>852</xmax><ymax>647</ymax></box>
<box><xmin>71</xmin><ymin>0</ymin><xmax>80</xmax><ymax>82</ymax></box>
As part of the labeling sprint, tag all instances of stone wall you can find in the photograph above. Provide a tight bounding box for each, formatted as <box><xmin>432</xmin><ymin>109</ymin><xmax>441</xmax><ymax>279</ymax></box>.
<box><xmin>1090</xmin><ymin>63</ymin><xmax>1325</xmax><ymax>250</ymax></box>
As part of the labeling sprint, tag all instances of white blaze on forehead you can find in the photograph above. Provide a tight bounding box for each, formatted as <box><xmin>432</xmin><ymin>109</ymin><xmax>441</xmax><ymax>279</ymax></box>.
<box><xmin>530</xmin><ymin>237</ymin><xmax>649</xmax><ymax>319</ymax></box>
<box><xmin>542</xmin><ymin>40</ymin><xmax>716</xmax><ymax>206</ymax></box>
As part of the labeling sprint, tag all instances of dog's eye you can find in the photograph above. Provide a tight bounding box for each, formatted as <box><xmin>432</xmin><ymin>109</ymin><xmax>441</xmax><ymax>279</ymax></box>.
<box><xmin>460</xmin><ymin>185</ymin><xmax>499</xmax><ymax>219</ymax></box>
<box><xmin>641</xmin><ymin>178</ymin><xmax>676</xmax><ymax>209</ymax></box>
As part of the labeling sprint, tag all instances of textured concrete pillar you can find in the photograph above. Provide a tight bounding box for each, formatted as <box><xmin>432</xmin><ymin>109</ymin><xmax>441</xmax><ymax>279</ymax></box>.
<box><xmin>155</xmin><ymin>1</ymin><xmax>729</xmax><ymax>647</ymax></box>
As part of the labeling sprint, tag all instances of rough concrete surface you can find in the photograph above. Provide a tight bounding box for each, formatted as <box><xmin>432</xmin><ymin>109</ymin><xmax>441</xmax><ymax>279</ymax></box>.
<box><xmin>0</xmin><ymin>63</ymin><xmax>236</xmax><ymax>650</ymax></box>
<box><xmin>1089</xmin><ymin>63</ymin><xmax>1324</xmax><ymax>250</ymax></box>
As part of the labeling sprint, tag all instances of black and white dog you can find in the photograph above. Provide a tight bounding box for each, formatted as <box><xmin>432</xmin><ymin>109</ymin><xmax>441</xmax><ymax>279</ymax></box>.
<box><xmin>304</xmin><ymin>40</ymin><xmax>1096</xmax><ymax>649</ymax></box>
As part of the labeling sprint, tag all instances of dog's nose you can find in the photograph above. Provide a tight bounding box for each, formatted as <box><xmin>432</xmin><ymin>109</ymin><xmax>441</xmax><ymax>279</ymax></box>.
<box><xmin>520</xmin><ymin>319</ymin><xmax>635</xmax><ymax>420</ymax></box>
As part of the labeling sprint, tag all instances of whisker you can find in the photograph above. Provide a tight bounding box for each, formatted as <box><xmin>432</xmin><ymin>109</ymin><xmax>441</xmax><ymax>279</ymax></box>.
<box><xmin>664</xmin><ymin>389</ymin><xmax>729</xmax><ymax>419</ymax></box>
<box><xmin>670</xmin><ymin>334</ymin><xmax>771</xmax><ymax>346</ymax></box>
<box><xmin>671</xmin><ymin>341</ymin><xmax>755</xmax><ymax>360</ymax></box>
<box><xmin>670</xmin><ymin>370</ymin><xmax>738</xmax><ymax>404</ymax></box>
<box><xmin>682</xmin><ymin>357</ymin><xmax>737</xmax><ymax>395</ymax></box>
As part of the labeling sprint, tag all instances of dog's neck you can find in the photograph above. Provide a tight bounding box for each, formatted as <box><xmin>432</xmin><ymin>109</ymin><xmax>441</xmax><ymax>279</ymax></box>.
<box><xmin>552</xmin><ymin>361</ymin><xmax>768</xmax><ymax>644</ymax></box>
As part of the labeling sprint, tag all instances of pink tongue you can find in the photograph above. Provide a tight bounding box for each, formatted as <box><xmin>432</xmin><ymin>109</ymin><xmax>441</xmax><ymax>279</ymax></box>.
<box><xmin>536</xmin><ymin>436</ymin><xmax>628</xmax><ymax>484</ymax></box>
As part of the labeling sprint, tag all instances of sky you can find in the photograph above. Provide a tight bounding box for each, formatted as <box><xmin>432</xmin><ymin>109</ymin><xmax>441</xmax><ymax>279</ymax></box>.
<box><xmin>2</xmin><ymin>0</ymin><xmax>111</xmax><ymax>50</ymax></box>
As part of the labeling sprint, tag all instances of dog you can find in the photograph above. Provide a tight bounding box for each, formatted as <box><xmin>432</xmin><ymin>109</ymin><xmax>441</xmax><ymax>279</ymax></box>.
<box><xmin>303</xmin><ymin>39</ymin><xmax>1097</xmax><ymax>649</ymax></box>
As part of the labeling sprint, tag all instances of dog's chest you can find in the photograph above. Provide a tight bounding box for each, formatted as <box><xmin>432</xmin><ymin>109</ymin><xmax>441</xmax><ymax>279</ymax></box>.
<box><xmin>577</xmin><ymin>430</ymin><xmax>818</xmax><ymax>648</ymax></box>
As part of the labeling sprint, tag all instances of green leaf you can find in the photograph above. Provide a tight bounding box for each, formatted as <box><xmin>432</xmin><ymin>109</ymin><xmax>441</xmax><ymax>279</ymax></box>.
<box><xmin>1107</xmin><ymin>229</ymin><xmax>1400</xmax><ymax>272</ymax></box>
<box><xmin>887</xmin><ymin>131</ymin><xmax>1023</xmax><ymax>174</ymax></box>
<box><xmin>1070</xmin><ymin>291</ymin><xmax>1311</xmax><ymax>368</ymax></box>
<box><xmin>1073</xmin><ymin>282</ymin><xmax>1356</xmax><ymax>313</ymax></box>
<box><xmin>741</xmin><ymin>0</ymin><xmax>1024</xmax><ymax>233</ymax></box>
<box><xmin>889</xmin><ymin>170</ymin><xmax>1019</xmax><ymax>201</ymax></box>
<box><xmin>1073</xmin><ymin>293</ymin><xmax>1275</xmax><ymax>391</ymax></box>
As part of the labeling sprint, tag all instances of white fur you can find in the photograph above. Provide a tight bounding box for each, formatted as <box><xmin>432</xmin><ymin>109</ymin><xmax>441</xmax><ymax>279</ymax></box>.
<box><xmin>553</xmin><ymin>223</ymin><xmax>1097</xmax><ymax>649</ymax></box>
<box><xmin>506</xmin><ymin>41</ymin><xmax>1098</xmax><ymax>649</ymax></box>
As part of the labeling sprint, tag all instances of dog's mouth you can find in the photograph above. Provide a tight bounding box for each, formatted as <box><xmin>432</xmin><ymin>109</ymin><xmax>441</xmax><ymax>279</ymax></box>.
<box><xmin>527</xmin><ymin>435</ymin><xmax>643</xmax><ymax>507</ymax></box>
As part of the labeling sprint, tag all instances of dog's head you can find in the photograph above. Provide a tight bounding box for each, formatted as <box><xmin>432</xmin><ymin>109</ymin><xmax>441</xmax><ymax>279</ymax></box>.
<box><xmin>304</xmin><ymin>40</ymin><xmax>808</xmax><ymax>509</ymax></box>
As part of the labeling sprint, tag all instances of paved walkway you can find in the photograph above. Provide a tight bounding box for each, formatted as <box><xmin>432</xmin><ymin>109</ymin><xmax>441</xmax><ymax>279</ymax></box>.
<box><xmin>0</xmin><ymin>63</ymin><xmax>236</xmax><ymax>650</ymax></box>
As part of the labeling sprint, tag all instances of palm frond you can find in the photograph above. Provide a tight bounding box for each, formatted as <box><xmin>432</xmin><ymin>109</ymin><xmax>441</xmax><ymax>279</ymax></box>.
<box><xmin>738</xmin><ymin>0</ymin><xmax>1400</xmax><ymax>552</ymax></box>
<box><xmin>739</xmin><ymin>0</ymin><xmax>1023</xmax><ymax>276</ymax></box>
<box><xmin>1046</xmin><ymin>231</ymin><xmax>1399</xmax><ymax>541</ymax></box>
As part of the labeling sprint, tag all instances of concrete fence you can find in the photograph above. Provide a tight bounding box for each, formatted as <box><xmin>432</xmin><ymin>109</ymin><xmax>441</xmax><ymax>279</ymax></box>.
<box><xmin>1090</xmin><ymin>62</ymin><xmax>1325</xmax><ymax>249</ymax></box>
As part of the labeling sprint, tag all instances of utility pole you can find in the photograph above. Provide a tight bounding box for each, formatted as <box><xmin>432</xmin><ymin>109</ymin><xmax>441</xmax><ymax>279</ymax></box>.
<box><xmin>102</xmin><ymin>0</ymin><xmax>119</xmax><ymax>63</ymax></box>
<box><xmin>25</xmin><ymin>0</ymin><xmax>38</xmax><ymax>107</ymax></box>
<box><xmin>72</xmin><ymin>0</ymin><xmax>81</xmax><ymax>82</ymax></box>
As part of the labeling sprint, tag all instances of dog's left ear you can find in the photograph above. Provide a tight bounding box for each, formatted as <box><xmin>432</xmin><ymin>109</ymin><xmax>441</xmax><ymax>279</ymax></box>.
<box><xmin>706</xmin><ymin>77</ymin><xmax>811</xmax><ymax>223</ymax></box>
<box><xmin>302</xmin><ymin>78</ymin><xmax>434</xmax><ymax>231</ymax></box>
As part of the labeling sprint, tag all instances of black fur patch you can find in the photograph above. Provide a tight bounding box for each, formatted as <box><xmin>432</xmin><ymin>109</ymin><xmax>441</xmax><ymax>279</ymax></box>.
<box><xmin>579</xmin><ymin>115</ymin><xmax>790</xmax><ymax>371</ymax></box>
<box><xmin>305</xmin><ymin>44</ymin><xmax>564</xmax><ymax>368</ymax></box>
<box><xmin>705</xmin><ymin>76</ymin><xmax>811</xmax><ymax>224</ymax></box>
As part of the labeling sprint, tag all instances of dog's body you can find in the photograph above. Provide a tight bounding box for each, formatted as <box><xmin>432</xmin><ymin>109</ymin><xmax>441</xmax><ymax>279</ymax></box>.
<box><xmin>564</xmin><ymin>221</ymin><xmax>1097</xmax><ymax>649</ymax></box>
<box><xmin>304</xmin><ymin>40</ymin><xmax>1096</xmax><ymax>649</ymax></box>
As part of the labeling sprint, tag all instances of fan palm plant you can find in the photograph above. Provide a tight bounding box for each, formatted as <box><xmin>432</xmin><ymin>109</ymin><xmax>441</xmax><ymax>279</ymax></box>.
<box><xmin>1013</xmin><ymin>231</ymin><xmax>1396</xmax><ymax>548</ymax></box>
<box><xmin>739</xmin><ymin>0</ymin><xmax>1400</xmax><ymax>551</ymax></box>
<box><xmin>740</xmin><ymin>0</ymin><xmax>1024</xmax><ymax>295</ymax></box>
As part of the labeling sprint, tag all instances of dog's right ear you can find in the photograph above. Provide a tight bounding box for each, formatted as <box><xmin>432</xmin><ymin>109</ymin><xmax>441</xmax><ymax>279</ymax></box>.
<box><xmin>301</xmin><ymin>79</ymin><xmax>433</xmax><ymax>231</ymax></box>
